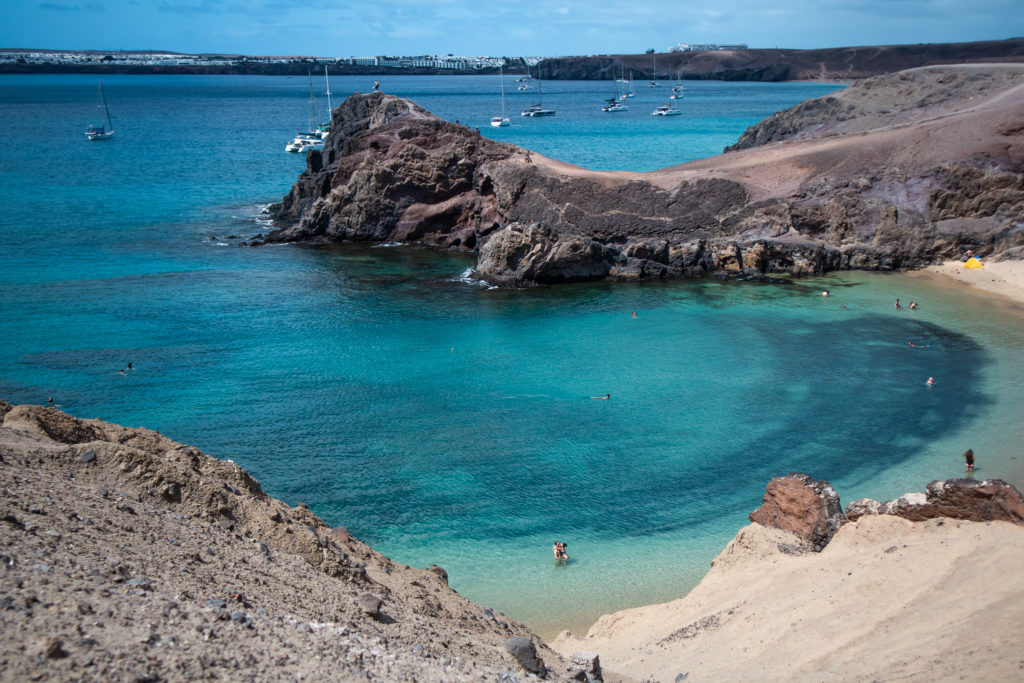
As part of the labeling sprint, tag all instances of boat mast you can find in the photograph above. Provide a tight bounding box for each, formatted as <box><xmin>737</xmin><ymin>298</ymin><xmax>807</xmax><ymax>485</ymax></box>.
<box><xmin>307</xmin><ymin>71</ymin><xmax>316</xmax><ymax>132</ymax></box>
<box><xmin>499</xmin><ymin>66</ymin><xmax>507</xmax><ymax>117</ymax></box>
<box><xmin>324</xmin><ymin>65</ymin><xmax>332</xmax><ymax>116</ymax></box>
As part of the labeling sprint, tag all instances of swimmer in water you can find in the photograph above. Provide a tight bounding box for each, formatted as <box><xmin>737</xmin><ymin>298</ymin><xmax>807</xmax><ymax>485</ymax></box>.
<box><xmin>926</xmin><ymin>377</ymin><xmax>935</xmax><ymax>386</ymax></box>
<box><xmin>590</xmin><ymin>394</ymin><xmax>610</xmax><ymax>400</ymax></box>
<box><xmin>553</xmin><ymin>541</ymin><xmax>568</xmax><ymax>561</ymax></box>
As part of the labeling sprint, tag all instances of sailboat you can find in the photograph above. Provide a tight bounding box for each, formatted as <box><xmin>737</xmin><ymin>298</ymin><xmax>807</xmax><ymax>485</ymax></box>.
<box><xmin>317</xmin><ymin>65</ymin><xmax>333</xmax><ymax>140</ymax></box>
<box><xmin>521</xmin><ymin>68</ymin><xmax>555</xmax><ymax>117</ymax></box>
<box><xmin>648</xmin><ymin>54</ymin><xmax>659</xmax><ymax>87</ymax></box>
<box><xmin>491</xmin><ymin>67</ymin><xmax>511</xmax><ymax>127</ymax></box>
<box><xmin>285</xmin><ymin>72</ymin><xmax>325</xmax><ymax>153</ymax></box>
<box><xmin>85</xmin><ymin>80</ymin><xmax>114</xmax><ymax>140</ymax></box>
<box><xmin>670</xmin><ymin>69</ymin><xmax>684</xmax><ymax>100</ymax></box>
<box><xmin>601</xmin><ymin>76</ymin><xmax>628</xmax><ymax>111</ymax></box>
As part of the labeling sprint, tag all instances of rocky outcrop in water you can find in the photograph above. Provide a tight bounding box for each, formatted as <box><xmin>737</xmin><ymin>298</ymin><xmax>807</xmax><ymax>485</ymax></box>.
<box><xmin>268</xmin><ymin>64</ymin><xmax>1024</xmax><ymax>288</ymax></box>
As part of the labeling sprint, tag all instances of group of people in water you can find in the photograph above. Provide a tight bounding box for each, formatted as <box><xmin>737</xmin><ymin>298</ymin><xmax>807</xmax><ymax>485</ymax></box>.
<box><xmin>894</xmin><ymin>299</ymin><xmax>919</xmax><ymax>310</ymax></box>
<box><xmin>552</xmin><ymin>541</ymin><xmax>569</xmax><ymax>561</ymax></box>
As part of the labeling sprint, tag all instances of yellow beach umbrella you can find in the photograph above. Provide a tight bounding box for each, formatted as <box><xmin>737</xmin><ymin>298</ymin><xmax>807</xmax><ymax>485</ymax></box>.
<box><xmin>964</xmin><ymin>257</ymin><xmax>983</xmax><ymax>268</ymax></box>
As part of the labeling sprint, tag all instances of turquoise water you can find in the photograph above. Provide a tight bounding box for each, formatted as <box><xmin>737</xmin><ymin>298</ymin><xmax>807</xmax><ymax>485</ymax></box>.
<box><xmin>3</xmin><ymin>75</ymin><xmax>1024</xmax><ymax>638</ymax></box>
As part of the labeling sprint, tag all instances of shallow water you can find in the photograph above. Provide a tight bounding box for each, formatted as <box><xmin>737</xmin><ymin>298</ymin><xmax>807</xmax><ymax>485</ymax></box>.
<box><xmin>2</xmin><ymin>75</ymin><xmax>1023</xmax><ymax>637</ymax></box>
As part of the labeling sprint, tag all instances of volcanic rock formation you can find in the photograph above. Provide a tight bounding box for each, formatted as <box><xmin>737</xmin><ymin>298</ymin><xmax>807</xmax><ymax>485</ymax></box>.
<box><xmin>268</xmin><ymin>64</ymin><xmax>1024</xmax><ymax>287</ymax></box>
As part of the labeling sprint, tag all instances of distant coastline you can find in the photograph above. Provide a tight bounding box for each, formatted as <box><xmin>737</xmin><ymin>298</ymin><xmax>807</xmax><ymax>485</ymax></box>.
<box><xmin>5</xmin><ymin>38</ymin><xmax>1024</xmax><ymax>81</ymax></box>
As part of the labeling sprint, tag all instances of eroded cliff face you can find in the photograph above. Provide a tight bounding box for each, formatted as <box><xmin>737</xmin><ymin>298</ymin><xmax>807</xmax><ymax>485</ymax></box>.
<box><xmin>268</xmin><ymin>65</ymin><xmax>1024</xmax><ymax>287</ymax></box>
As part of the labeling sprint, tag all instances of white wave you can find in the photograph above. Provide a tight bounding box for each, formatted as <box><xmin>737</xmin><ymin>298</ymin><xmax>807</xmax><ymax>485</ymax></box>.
<box><xmin>372</xmin><ymin>241</ymin><xmax>407</xmax><ymax>248</ymax></box>
<box><xmin>454</xmin><ymin>268</ymin><xmax>494</xmax><ymax>288</ymax></box>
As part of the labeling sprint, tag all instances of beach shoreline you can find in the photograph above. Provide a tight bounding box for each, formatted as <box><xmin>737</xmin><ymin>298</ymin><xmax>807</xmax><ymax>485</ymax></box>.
<box><xmin>915</xmin><ymin>258</ymin><xmax>1024</xmax><ymax>309</ymax></box>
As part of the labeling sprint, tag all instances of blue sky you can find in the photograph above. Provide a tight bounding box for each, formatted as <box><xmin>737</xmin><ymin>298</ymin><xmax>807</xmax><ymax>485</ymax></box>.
<box><xmin>3</xmin><ymin>0</ymin><xmax>1022</xmax><ymax>57</ymax></box>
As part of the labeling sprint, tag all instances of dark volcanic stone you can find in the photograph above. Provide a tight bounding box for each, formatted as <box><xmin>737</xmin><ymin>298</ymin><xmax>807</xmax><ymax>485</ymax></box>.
<box><xmin>503</xmin><ymin>636</ymin><xmax>545</xmax><ymax>675</ymax></box>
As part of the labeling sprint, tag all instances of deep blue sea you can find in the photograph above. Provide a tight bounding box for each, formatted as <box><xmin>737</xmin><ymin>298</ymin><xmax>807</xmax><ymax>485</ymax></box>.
<box><xmin>3</xmin><ymin>74</ymin><xmax>1024</xmax><ymax>637</ymax></box>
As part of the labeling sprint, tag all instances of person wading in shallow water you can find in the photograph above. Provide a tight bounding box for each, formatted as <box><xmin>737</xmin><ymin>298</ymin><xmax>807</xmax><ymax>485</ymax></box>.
<box><xmin>964</xmin><ymin>449</ymin><xmax>976</xmax><ymax>473</ymax></box>
<box><xmin>553</xmin><ymin>541</ymin><xmax>568</xmax><ymax>561</ymax></box>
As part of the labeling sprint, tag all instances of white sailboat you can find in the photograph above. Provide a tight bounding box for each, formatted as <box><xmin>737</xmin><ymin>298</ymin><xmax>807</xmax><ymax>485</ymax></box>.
<box><xmin>521</xmin><ymin>68</ymin><xmax>555</xmax><ymax>117</ymax></box>
<box><xmin>670</xmin><ymin>69</ymin><xmax>684</xmax><ymax>100</ymax></box>
<box><xmin>85</xmin><ymin>80</ymin><xmax>114</xmax><ymax>141</ymax></box>
<box><xmin>601</xmin><ymin>77</ymin><xmax>628</xmax><ymax>111</ymax></box>
<box><xmin>286</xmin><ymin>72</ymin><xmax>325</xmax><ymax>153</ymax></box>
<box><xmin>491</xmin><ymin>67</ymin><xmax>511</xmax><ymax>127</ymax></box>
<box><xmin>648</xmin><ymin>54</ymin><xmax>659</xmax><ymax>87</ymax></box>
<box><xmin>317</xmin><ymin>65</ymin><xmax>332</xmax><ymax>140</ymax></box>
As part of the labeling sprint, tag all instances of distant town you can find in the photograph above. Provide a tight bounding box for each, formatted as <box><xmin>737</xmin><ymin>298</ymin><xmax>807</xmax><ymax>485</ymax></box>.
<box><xmin>0</xmin><ymin>43</ymin><xmax>749</xmax><ymax>75</ymax></box>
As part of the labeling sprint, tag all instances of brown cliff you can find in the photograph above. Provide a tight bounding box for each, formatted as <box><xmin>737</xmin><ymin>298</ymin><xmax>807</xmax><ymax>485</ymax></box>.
<box><xmin>268</xmin><ymin>64</ymin><xmax>1024</xmax><ymax>287</ymax></box>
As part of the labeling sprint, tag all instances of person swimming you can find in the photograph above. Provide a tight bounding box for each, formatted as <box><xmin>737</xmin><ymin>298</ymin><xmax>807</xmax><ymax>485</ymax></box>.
<box><xmin>927</xmin><ymin>377</ymin><xmax>935</xmax><ymax>386</ymax></box>
<box><xmin>590</xmin><ymin>394</ymin><xmax>610</xmax><ymax>400</ymax></box>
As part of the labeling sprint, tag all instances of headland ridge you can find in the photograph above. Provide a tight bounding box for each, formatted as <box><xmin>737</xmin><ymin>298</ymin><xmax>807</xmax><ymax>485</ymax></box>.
<box><xmin>267</xmin><ymin>63</ymin><xmax>1024</xmax><ymax>288</ymax></box>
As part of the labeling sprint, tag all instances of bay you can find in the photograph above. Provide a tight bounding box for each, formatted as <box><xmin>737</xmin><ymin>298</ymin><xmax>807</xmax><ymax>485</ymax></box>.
<box><xmin>2</xmin><ymin>74</ymin><xmax>1023</xmax><ymax>637</ymax></box>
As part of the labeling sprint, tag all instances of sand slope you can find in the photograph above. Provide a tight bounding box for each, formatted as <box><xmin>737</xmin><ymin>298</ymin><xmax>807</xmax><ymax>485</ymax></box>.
<box><xmin>552</xmin><ymin>517</ymin><xmax>1024</xmax><ymax>681</ymax></box>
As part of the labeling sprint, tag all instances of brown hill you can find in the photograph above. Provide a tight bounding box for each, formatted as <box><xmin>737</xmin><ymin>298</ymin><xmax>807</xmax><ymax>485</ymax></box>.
<box><xmin>0</xmin><ymin>399</ymin><xmax>567</xmax><ymax>681</ymax></box>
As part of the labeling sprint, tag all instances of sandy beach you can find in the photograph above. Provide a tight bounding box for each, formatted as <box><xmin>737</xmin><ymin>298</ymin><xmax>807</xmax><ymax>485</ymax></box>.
<box><xmin>552</xmin><ymin>516</ymin><xmax>1024</xmax><ymax>681</ymax></box>
<box><xmin>921</xmin><ymin>258</ymin><xmax>1024</xmax><ymax>310</ymax></box>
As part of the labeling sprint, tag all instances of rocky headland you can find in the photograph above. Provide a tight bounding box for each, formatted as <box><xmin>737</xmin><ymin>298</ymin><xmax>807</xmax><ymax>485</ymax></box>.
<box><xmin>0</xmin><ymin>400</ymin><xmax>574</xmax><ymax>681</ymax></box>
<box><xmin>4</xmin><ymin>400</ymin><xmax>1022</xmax><ymax>681</ymax></box>
<box><xmin>267</xmin><ymin>64</ymin><xmax>1024</xmax><ymax>288</ymax></box>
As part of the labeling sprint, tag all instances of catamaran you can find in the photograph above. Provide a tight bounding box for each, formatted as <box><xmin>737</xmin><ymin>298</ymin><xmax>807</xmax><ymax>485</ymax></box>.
<box><xmin>491</xmin><ymin>67</ymin><xmax>511</xmax><ymax>127</ymax></box>
<box><xmin>286</xmin><ymin>72</ymin><xmax>325</xmax><ymax>153</ymax></box>
<box><xmin>85</xmin><ymin>80</ymin><xmax>114</xmax><ymax>141</ymax></box>
<box><xmin>651</xmin><ymin>102</ymin><xmax>682</xmax><ymax>116</ymax></box>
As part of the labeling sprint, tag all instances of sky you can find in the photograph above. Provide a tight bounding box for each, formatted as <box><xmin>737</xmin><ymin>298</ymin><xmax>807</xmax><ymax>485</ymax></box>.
<box><xmin>2</xmin><ymin>0</ymin><xmax>1023</xmax><ymax>57</ymax></box>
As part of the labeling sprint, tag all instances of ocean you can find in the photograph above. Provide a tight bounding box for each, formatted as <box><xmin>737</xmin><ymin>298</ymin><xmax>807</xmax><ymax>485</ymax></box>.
<box><xmin>2</xmin><ymin>74</ymin><xmax>1023</xmax><ymax>638</ymax></box>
